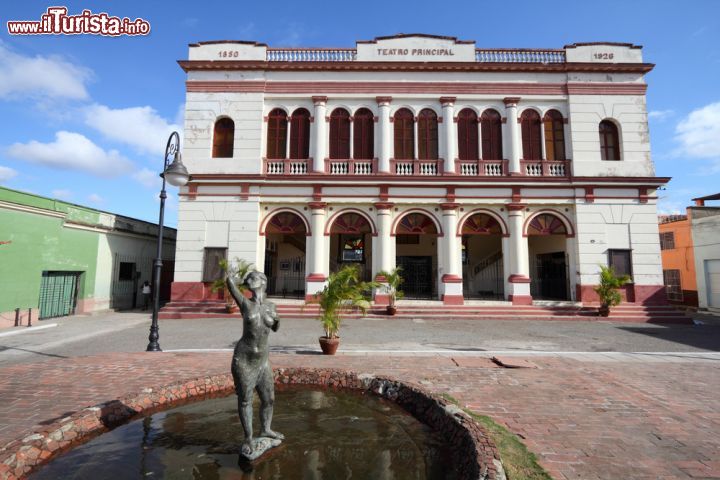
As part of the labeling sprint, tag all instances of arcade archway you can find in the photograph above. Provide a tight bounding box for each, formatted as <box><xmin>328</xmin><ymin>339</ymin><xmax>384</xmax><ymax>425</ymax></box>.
<box><xmin>460</xmin><ymin>212</ymin><xmax>505</xmax><ymax>300</ymax></box>
<box><xmin>526</xmin><ymin>212</ymin><xmax>572</xmax><ymax>300</ymax></box>
<box><xmin>393</xmin><ymin>211</ymin><xmax>440</xmax><ymax>299</ymax></box>
<box><xmin>263</xmin><ymin>210</ymin><xmax>307</xmax><ymax>298</ymax></box>
<box><xmin>328</xmin><ymin>211</ymin><xmax>374</xmax><ymax>281</ymax></box>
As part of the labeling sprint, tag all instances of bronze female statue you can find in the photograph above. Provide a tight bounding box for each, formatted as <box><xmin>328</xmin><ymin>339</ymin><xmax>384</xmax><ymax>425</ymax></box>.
<box><xmin>226</xmin><ymin>271</ymin><xmax>284</xmax><ymax>460</ymax></box>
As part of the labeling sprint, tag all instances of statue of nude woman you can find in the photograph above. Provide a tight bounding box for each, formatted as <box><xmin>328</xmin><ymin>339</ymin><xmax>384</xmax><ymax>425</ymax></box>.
<box><xmin>226</xmin><ymin>271</ymin><xmax>284</xmax><ymax>460</ymax></box>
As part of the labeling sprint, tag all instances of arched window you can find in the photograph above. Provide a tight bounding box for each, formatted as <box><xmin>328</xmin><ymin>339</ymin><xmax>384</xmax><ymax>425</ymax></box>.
<box><xmin>353</xmin><ymin>108</ymin><xmax>374</xmax><ymax>160</ymax></box>
<box><xmin>289</xmin><ymin>108</ymin><xmax>311</xmax><ymax>159</ymax></box>
<box><xmin>599</xmin><ymin>120</ymin><xmax>620</xmax><ymax>161</ymax></box>
<box><xmin>457</xmin><ymin>108</ymin><xmax>478</xmax><ymax>161</ymax></box>
<box><xmin>266</xmin><ymin>109</ymin><xmax>288</xmax><ymax>159</ymax></box>
<box><xmin>520</xmin><ymin>110</ymin><xmax>542</xmax><ymax>160</ymax></box>
<box><xmin>481</xmin><ymin>109</ymin><xmax>503</xmax><ymax>160</ymax></box>
<box><xmin>212</xmin><ymin>118</ymin><xmax>234</xmax><ymax>158</ymax></box>
<box><xmin>393</xmin><ymin>108</ymin><xmax>414</xmax><ymax>160</ymax></box>
<box><xmin>329</xmin><ymin>108</ymin><xmax>350</xmax><ymax>159</ymax></box>
<box><xmin>543</xmin><ymin>110</ymin><xmax>566</xmax><ymax>160</ymax></box>
<box><xmin>417</xmin><ymin>108</ymin><xmax>438</xmax><ymax>160</ymax></box>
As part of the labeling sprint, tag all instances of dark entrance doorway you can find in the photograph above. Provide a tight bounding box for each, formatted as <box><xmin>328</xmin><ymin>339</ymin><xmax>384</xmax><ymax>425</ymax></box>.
<box><xmin>533</xmin><ymin>252</ymin><xmax>569</xmax><ymax>300</ymax></box>
<box><xmin>397</xmin><ymin>256</ymin><xmax>433</xmax><ymax>299</ymax></box>
<box><xmin>264</xmin><ymin>211</ymin><xmax>307</xmax><ymax>299</ymax></box>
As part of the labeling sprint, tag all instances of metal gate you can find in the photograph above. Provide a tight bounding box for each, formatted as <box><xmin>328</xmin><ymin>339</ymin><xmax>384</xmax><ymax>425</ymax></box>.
<box><xmin>110</xmin><ymin>253</ymin><xmax>154</xmax><ymax>310</ymax></box>
<box><xmin>531</xmin><ymin>252</ymin><xmax>569</xmax><ymax>300</ymax></box>
<box><xmin>38</xmin><ymin>271</ymin><xmax>81</xmax><ymax>319</ymax></box>
<box><xmin>266</xmin><ymin>255</ymin><xmax>306</xmax><ymax>299</ymax></box>
<box><xmin>463</xmin><ymin>252</ymin><xmax>504</xmax><ymax>300</ymax></box>
<box><xmin>396</xmin><ymin>256</ymin><xmax>434</xmax><ymax>299</ymax></box>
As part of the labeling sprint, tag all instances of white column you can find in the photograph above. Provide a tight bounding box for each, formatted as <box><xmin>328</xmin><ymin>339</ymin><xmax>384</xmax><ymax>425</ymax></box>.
<box><xmin>306</xmin><ymin>202</ymin><xmax>327</xmax><ymax>299</ymax></box>
<box><xmin>440</xmin><ymin>97</ymin><xmax>457</xmax><ymax>174</ymax></box>
<box><xmin>373</xmin><ymin>202</ymin><xmax>394</xmax><ymax>305</ymax></box>
<box><xmin>507</xmin><ymin>204</ymin><xmax>531</xmax><ymax>304</ymax></box>
<box><xmin>376</xmin><ymin>97</ymin><xmax>392</xmax><ymax>173</ymax></box>
<box><xmin>539</xmin><ymin>114</ymin><xmax>547</xmax><ymax>160</ymax></box>
<box><xmin>504</xmin><ymin>97</ymin><xmax>522</xmax><ymax>175</ymax></box>
<box><xmin>440</xmin><ymin>203</ymin><xmax>463</xmax><ymax>305</ymax></box>
<box><xmin>312</xmin><ymin>96</ymin><xmax>327</xmax><ymax>173</ymax></box>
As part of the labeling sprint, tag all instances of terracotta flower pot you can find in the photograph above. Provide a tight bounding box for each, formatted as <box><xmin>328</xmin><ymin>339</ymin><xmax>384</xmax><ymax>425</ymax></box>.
<box><xmin>386</xmin><ymin>305</ymin><xmax>397</xmax><ymax>316</ymax></box>
<box><xmin>319</xmin><ymin>336</ymin><xmax>340</xmax><ymax>355</ymax></box>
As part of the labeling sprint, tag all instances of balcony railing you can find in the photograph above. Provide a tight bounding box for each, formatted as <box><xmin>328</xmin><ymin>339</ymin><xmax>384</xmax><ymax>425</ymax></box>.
<box><xmin>391</xmin><ymin>159</ymin><xmax>441</xmax><ymax>176</ymax></box>
<box><xmin>520</xmin><ymin>160</ymin><xmax>570</xmax><ymax>177</ymax></box>
<box><xmin>456</xmin><ymin>159</ymin><xmax>508</xmax><ymax>176</ymax></box>
<box><xmin>266</xmin><ymin>48</ymin><xmax>566</xmax><ymax>63</ymax></box>
<box><xmin>264</xmin><ymin>158</ymin><xmax>309</xmax><ymax>175</ymax></box>
<box><xmin>261</xmin><ymin>159</ymin><xmax>570</xmax><ymax>177</ymax></box>
<box><xmin>325</xmin><ymin>158</ymin><xmax>377</xmax><ymax>175</ymax></box>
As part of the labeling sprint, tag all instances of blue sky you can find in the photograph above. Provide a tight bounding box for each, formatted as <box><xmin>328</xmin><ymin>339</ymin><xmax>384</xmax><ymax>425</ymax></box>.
<box><xmin>1</xmin><ymin>0</ymin><xmax>719</xmax><ymax>226</ymax></box>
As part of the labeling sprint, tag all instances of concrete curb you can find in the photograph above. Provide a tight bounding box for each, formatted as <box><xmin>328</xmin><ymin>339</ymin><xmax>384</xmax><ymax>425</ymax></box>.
<box><xmin>0</xmin><ymin>324</ymin><xmax>57</xmax><ymax>338</ymax></box>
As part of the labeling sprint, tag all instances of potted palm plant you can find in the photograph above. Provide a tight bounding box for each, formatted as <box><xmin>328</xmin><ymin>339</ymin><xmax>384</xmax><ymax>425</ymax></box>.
<box><xmin>315</xmin><ymin>264</ymin><xmax>377</xmax><ymax>355</ymax></box>
<box><xmin>211</xmin><ymin>258</ymin><xmax>255</xmax><ymax>313</ymax></box>
<box><xmin>377</xmin><ymin>267</ymin><xmax>404</xmax><ymax>316</ymax></box>
<box><xmin>594</xmin><ymin>265</ymin><xmax>632</xmax><ymax>317</ymax></box>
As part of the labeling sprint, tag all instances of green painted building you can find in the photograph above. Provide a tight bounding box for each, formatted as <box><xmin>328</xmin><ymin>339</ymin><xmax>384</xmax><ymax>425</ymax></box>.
<box><xmin>0</xmin><ymin>187</ymin><xmax>175</xmax><ymax>327</ymax></box>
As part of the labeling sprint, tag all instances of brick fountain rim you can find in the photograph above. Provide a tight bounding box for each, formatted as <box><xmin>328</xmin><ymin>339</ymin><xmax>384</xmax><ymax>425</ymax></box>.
<box><xmin>0</xmin><ymin>368</ymin><xmax>504</xmax><ymax>480</ymax></box>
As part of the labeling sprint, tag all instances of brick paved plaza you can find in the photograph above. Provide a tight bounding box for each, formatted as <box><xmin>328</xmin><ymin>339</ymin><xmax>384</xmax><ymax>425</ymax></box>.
<box><xmin>0</xmin><ymin>349</ymin><xmax>718</xmax><ymax>479</ymax></box>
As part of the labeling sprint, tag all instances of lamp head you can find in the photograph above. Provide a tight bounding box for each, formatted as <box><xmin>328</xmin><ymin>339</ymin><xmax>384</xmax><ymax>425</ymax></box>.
<box><xmin>164</xmin><ymin>152</ymin><xmax>190</xmax><ymax>187</ymax></box>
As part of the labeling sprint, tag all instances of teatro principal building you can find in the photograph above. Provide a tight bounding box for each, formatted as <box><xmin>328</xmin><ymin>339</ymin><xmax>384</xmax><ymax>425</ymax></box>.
<box><xmin>170</xmin><ymin>34</ymin><xmax>668</xmax><ymax>307</ymax></box>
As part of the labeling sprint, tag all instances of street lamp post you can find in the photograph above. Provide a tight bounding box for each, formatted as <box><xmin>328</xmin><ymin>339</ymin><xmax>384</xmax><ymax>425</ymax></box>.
<box><xmin>147</xmin><ymin>131</ymin><xmax>190</xmax><ymax>352</ymax></box>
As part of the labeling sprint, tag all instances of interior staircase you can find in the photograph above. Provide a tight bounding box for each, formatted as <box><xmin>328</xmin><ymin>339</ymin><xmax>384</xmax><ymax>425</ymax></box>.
<box><xmin>159</xmin><ymin>300</ymin><xmax>691</xmax><ymax>324</ymax></box>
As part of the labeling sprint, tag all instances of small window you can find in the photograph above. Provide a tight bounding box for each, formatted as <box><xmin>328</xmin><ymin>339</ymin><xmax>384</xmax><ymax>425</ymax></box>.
<box><xmin>659</xmin><ymin>232</ymin><xmax>675</xmax><ymax>250</ymax></box>
<box><xmin>118</xmin><ymin>262</ymin><xmax>135</xmax><ymax>281</ymax></box>
<box><xmin>520</xmin><ymin>109</ymin><xmax>542</xmax><ymax>160</ymax></box>
<box><xmin>457</xmin><ymin>108</ymin><xmax>478</xmax><ymax>161</ymax></box>
<box><xmin>341</xmin><ymin>236</ymin><xmax>364</xmax><ymax>262</ymax></box>
<box><xmin>417</xmin><ymin>108</ymin><xmax>438</xmax><ymax>160</ymax></box>
<box><xmin>267</xmin><ymin>109</ymin><xmax>288</xmax><ymax>159</ymax></box>
<box><xmin>329</xmin><ymin>108</ymin><xmax>351</xmax><ymax>159</ymax></box>
<box><xmin>396</xmin><ymin>234</ymin><xmax>420</xmax><ymax>245</ymax></box>
<box><xmin>353</xmin><ymin>108</ymin><xmax>374</xmax><ymax>160</ymax></box>
<box><xmin>393</xmin><ymin>108</ymin><xmax>415</xmax><ymax>160</ymax></box>
<box><xmin>203</xmin><ymin>248</ymin><xmax>227</xmax><ymax>282</ymax></box>
<box><xmin>608</xmin><ymin>249</ymin><xmax>632</xmax><ymax>278</ymax></box>
<box><xmin>289</xmin><ymin>108</ymin><xmax>311</xmax><ymax>159</ymax></box>
<box><xmin>543</xmin><ymin>110</ymin><xmax>565</xmax><ymax>160</ymax></box>
<box><xmin>599</xmin><ymin>120</ymin><xmax>620</xmax><ymax>161</ymax></box>
<box><xmin>481</xmin><ymin>109</ymin><xmax>503</xmax><ymax>160</ymax></box>
<box><xmin>212</xmin><ymin>118</ymin><xmax>234</xmax><ymax>158</ymax></box>
<box><xmin>663</xmin><ymin>269</ymin><xmax>683</xmax><ymax>302</ymax></box>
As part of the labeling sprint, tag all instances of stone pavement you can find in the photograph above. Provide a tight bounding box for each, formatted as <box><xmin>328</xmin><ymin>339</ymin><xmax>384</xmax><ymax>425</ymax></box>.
<box><xmin>0</xmin><ymin>352</ymin><xmax>718</xmax><ymax>479</ymax></box>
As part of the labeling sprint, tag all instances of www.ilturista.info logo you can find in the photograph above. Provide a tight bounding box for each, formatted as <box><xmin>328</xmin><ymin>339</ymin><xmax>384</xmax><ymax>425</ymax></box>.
<box><xmin>7</xmin><ymin>6</ymin><xmax>150</xmax><ymax>36</ymax></box>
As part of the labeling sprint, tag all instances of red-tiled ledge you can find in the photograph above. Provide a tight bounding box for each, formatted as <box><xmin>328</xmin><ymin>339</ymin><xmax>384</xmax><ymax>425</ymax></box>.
<box><xmin>0</xmin><ymin>368</ymin><xmax>502</xmax><ymax>480</ymax></box>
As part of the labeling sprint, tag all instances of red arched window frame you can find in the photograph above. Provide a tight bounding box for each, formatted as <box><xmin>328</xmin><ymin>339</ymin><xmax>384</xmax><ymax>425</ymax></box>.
<box><xmin>289</xmin><ymin>108</ymin><xmax>311</xmax><ymax>159</ymax></box>
<box><xmin>212</xmin><ymin>117</ymin><xmax>234</xmax><ymax>158</ymax></box>
<box><xmin>457</xmin><ymin>108</ymin><xmax>479</xmax><ymax>161</ymax></box>
<box><xmin>393</xmin><ymin>108</ymin><xmax>414</xmax><ymax>160</ymax></box>
<box><xmin>520</xmin><ymin>110</ymin><xmax>542</xmax><ymax>160</ymax></box>
<box><xmin>480</xmin><ymin>109</ymin><xmax>503</xmax><ymax>160</ymax></box>
<box><xmin>266</xmin><ymin>109</ymin><xmax>288</xmax><ymax>159</ymax></box>
<box><xmin>329</xmin><ymin>108</ymin><xmax>350</xmax><ymax>159</ymax></box>
<box><xmin>353</xmin><ymin>108</ymin><xmax>374</xmax><ymax>160</ymax></box>
<box><xmin>599</xmin><ymin>120</ymin><xmax>620</xmax><ymax>161</ymax></box>
<box><xmin>543</xmin><ymin>110</ymin><xmax>566</xmax><ymax>160</ymax></box>
<box><xmin>417</xmin><ymin>109</ymin><xmax>439</xmax><ymax>160</ymax></box>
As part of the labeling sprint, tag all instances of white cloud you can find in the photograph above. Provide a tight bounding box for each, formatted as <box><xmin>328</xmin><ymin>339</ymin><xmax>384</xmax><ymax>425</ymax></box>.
<box><xmin>6</xmin><ymin>131</ymin><xmax>134</xmax><ymax>177</ymax></box>
<box><xmin>84</xmin><ymin>104</ymin><xmax>181</xmax><ymax>156</ymax></box>
<box><xmin>133</xmin><ymin>167</ymin><xmax>162</xmax><ymax>189</ymax></box>
<box><xmin>675</xmin><ymin>102</ymin><xmax>720</xmax><ymax>158</ymax></box>
<box><xmin>0</xmin><ymin>165</ymin><xmax>17</xmax><ymax>182</ymax></box>
<box><xmin>648</xmin><ymin>109</ymin><xmax>674</xmax><ymax>121</ymax></box>
<box><xmin>0</xmin><ymin>42</ymin><xmax>92</xmax><ymax>101</ymax></box>
<box><xmin>88</xmin><ymin>193</ymin><xmax>104</xmax><ymax>204</ymax></box>
<box><xmin>51</xmin><ymin>189</ymin><xmax>72</xmax><ymax>199</ymax></box>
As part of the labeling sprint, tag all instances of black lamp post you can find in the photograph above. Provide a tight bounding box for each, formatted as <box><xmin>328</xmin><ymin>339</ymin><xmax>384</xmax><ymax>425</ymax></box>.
<box><xmin>147</xmin><ymin>131</ymin><xmax>190</xmax><ymax>352</ymax></box>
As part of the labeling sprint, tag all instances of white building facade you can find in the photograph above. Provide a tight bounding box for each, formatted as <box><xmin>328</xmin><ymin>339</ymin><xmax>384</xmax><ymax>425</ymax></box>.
<box><xmin>172</xmin><ymin>34</ymin><xmax>668</xmax><ymax>306</ymax></box>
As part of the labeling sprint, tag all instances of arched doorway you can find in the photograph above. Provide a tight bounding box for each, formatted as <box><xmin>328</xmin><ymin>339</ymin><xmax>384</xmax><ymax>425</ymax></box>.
<box><xmin>328</xmin><ymin>211</ymin><xmax>374</xmax><ymax>281</ymax></box>
<box><xmin>526</xmin><ymin>212</ymin><xmax>571</xmax><ymax>300</ymax></box>
<box><xmin>394</xmin><ymin>211</ymin><xmax>439</xmax><ymax>299</ymax></box>
<box><xmin>263</xmin><ymin>211</ymin><xmax>307</xmax><ymax>298</ymax></box>
<box><xmin>460</xmin><ymin>212</ymin><xmax>505</xmax><ymax>300</ymax></box>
